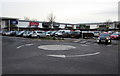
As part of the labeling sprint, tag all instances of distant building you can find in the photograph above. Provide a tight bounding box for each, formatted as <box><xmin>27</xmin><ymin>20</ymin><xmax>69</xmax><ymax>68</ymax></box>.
<box><xmin>1</xmin><ymin>17</ymin><xmax>120</xmax><ymax>31</ymax></box>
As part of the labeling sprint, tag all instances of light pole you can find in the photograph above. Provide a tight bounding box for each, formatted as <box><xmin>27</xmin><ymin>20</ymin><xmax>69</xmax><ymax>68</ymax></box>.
<box><xmin>8</xmin><ymin>19</ymin><xmax>10</xmax><ymax>31</ymax></box>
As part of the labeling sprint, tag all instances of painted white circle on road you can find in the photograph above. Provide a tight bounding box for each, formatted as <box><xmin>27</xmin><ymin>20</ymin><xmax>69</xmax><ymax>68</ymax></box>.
<box><xmin>38</xmin><ymin>45</ymin><xmax>76</xmax><ymax>50</ymax></box>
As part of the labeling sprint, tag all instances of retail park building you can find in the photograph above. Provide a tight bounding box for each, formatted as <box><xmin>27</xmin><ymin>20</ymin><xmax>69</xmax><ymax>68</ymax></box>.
<box><xmin>0</xmin><ymin>17</ymin><xmax>120</xmax><ymax>32</ymax></box>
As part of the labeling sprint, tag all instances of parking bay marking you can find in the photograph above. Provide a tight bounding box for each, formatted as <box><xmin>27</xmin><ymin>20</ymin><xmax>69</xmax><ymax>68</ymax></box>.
<box><xmin>46</xmin><ymin>52</ymin><xmax>100</xmax><ymax>58</ymax></box>
<box><xmin>17</xmin><ymin>44</ymin><xmax>33</xmax><ymax>49</ymax></box>
<box><xmin>107</xmin><ymin>45</ymin><xmax>112</xmax><ymax>47</ymax></box>
<box><xmin>81</xmin><ymin>44</ymin><xmax>88</xmax><ymax>46</ymax></box>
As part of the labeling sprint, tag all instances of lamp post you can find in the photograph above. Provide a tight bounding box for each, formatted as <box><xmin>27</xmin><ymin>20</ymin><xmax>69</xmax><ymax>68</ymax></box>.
<box><xmin>8</xmin><ymin>19</ymin><xmax>10</xmax><ymax>31</ymax></box>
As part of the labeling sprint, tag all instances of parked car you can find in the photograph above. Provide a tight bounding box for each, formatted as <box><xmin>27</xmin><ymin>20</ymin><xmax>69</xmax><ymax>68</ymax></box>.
<box><xmin>93</xmin><ymin>31</ymin><xmax>101</xmax><ymax>37</ymax></box>
<box><xmin>45</xmin><ymin>31</ymin><xmax>52</xmax><ymax>36</ymax></box>
<box><xmin>23</xmin><ymin>31</ymin><xmax>32</xmax><ymax>37</ymax></box>
<box><xmin>70</xmin><ymin>31</ymin><xmax>81</xmax><ymax>38</ymax></box>
<box><xmin>31</xmin><ymin>31</ymin><xmax>46</xmax><ymax>38</ymax></box>
<box><xmin>97</xmin><ymin>33</ymin><xmax>111</xmax><ymax>44</ymax></box>
<box><xmin>108</xmin><ymin>31</ymin><xmax>113</xmax><ymax>35</ymax></box>
<box><xmin>50</xmin><ymin>31</ymin><xmax>57</xmax><ymax>37</ymax></box>
<box><xmin>62</xmin><ymin>32</ymin><xmax>71</xmax><ymax>38</ymax></box>
<box><xmin>10</xmin><ymin>31</ymin><xmax>18</xmax><ymax>36</ymax></box>
<box><xmin>4</xmin><ymin>31</ymin><xmax>12</xmax><ymax>36</ymax></box>
<box><xmin>110</xmin><ymin>33</ymin><xmax>120</xmax><ymax>39</ymax></box>
<box><xmin>55</xmin><ymin>31</ymin><xmax>65</xmax><ymax>37</ymax></box>
<box><xmin>2</xmin><ymin>31</ymin><xmax>9</xmax><ymax>36</ymax></box>
<box><xmin>3</xmin><ymin>31</ymin><xmax>16</xmax><ymax>36</ymax></box>
<box><xmin>16</xmin><ymin>31</ymin><xmax>25</xmax><ymax>37</ymax></box>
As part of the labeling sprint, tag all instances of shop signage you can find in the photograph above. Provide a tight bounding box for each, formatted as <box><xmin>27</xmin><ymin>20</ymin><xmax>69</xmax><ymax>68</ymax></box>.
<box><xmin>29</xmin><ymin>22</ymin><xmax>39</xmax><ymax>26</ymax></box>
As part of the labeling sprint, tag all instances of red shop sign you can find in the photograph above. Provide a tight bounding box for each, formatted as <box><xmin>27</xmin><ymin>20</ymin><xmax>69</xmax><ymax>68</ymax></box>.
<box><xmin>29</xmin><ymin>22</ymin><xmax>39</xmax><ymax>26</ymax></box>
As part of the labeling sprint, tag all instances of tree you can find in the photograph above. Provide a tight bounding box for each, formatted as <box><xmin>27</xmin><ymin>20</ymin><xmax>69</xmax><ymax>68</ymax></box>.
<box><xmin>105</xmin><ymin>19</ymin><xmax>112</xmax><ymax>31</ymax></box>
<box><xmin>47</xmin><ymin>12</ymin><xmax>56</xmax><ymax>28</ymax></box>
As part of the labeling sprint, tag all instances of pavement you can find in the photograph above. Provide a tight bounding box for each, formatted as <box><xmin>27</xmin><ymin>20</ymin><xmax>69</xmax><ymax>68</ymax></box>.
<box><xmin>2</xmin><ymin>36</ymin><xmax>119</xmax><ymax>74</ymax></box>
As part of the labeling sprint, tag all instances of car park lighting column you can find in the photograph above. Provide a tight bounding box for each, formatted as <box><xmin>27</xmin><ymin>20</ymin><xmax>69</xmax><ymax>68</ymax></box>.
<box><xmin>8</xmin><ymin>19</ymin><xmax>10</xmax><ymax>31</ymax></box>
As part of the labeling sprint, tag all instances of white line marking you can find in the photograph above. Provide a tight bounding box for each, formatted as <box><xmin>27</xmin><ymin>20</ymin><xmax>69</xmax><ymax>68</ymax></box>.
<box><xmin>86</xmin><ymin>43</ymin><xmax>91</xmax><ymax>44</ymax></box>
<box><xmin>107</xmin><ymin>45</ymin><xmax>112</xmax><ymax>46</ymax></box>
<box><xmin>81</xmin><ymin>44</ymin><xmax>88</xmax><ymax>46</ymax></box>
<box><xmin>17</xmin><ymin>45</ymin><xmax>25</xmax><ymax>49</ymax></box>
<box><xmin>17</xmin><ymin>44</ymin><xmax>33</xmax><ymax>49</ymax></box>
<box><xmin>47</xmin><ymin>55</ymin><xmax>66</xmax><ymax>58</ymax></box>
<box><xmin>73</xmin><ymin>40</ymin><xmax>80</xmax><ymax>42</ymax></box>
<box><xmin>80</xmin><ymin>41</ymin><xmax>87</xmax><ymax>44</ymax></box>
<box><xmin>25</xmin><ymin>44</ymin><xmax>33</xmax><ymax>46</ymax></box>
<box><xmin>67</xmin><ymin>52</ymin><xmax>100</xmax><ymax>57</ymax></box>
<box><xmin>46</xmin><ymin>52</ymin><xmax>100</xmax><ymax>58</ymax></box>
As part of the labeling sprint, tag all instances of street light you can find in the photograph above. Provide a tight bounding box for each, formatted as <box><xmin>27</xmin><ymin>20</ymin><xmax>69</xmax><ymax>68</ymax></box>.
<box><xmin>8</xmin><ymin>19</ymin><xmax>10</xmax><ymax>31</ymax></box>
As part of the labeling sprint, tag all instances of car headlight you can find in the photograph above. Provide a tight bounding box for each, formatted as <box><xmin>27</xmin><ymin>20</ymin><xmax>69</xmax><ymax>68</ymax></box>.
<box><xmin>106</xmin><ymin>37</ymin><xmax>110</xmax><ymax>40</ymax></box>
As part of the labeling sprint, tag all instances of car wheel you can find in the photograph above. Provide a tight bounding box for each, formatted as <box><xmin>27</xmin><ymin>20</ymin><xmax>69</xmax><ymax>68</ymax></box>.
<box><xmin>98</xmin><ymin>42</ymin><xmax>100</xmax><ymax>44</ymax></box>
<box><xmin>37</xmin><ymin>36</ymin><xmax>40</xmax><ymax>39</ymax></box>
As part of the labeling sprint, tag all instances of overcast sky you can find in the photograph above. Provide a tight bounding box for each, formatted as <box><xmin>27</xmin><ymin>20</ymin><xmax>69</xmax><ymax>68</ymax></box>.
<box><xmin>0</xmin><ymin>0</ymin><xmax>119</xmax><ymax>23</ymax></box>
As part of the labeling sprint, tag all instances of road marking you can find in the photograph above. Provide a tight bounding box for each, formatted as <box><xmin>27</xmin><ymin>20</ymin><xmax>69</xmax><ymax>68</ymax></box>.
<box><xmin>47</xmin><ymin>55</ymin><xmax>66</xmax><ymax>58</ymax></box>
<box><xmin>17</xmin><ymin>44</ymin><xmax>33</xmax><ymax>49</ymax></box>
<box><xmin>93</xmin><ymin>43</ymin><xmax>99</xmax><ymax>46</ymax></box>
<box><xmin>73</xmin><ymin>40</ymin><xmax>80</xmax><ymax>42</ymax></box>
<box><xmin>107</xmin><ymin>45</ymin><xmax>112</xmax><ymax>46</ymax></box>
<box><xmin>81</xmin><ymin>44</ymin><xmax>88</xmax><ymax>46</ymax></box>
<box><xmin>38</xmin><ymin>45</ymin><xmax>76</xmax><ymax>50</ymax></box>
<box><xmin>85</xmin><ymin>43</ymin><xmax>91</xmax><ymax>44</ymax></box>
<box><xmin>25</xmin><ymin>44</ymin><xmax>33</xmax><ymax>46</ymax></box>
<box><xmin>67</xmin><ymin>52</ymin><xmax>100</xmax><ymax>57</ymax></box>
<box><xmin>46</xmin><ymin>52</ymin><xmax>100</xmax><ymax>58</ymax></box>
<box><xmin>17</xmin><ymin>45</ymin><xmax>24</xmax><ymax>49</ymax></box>
<box><xmin>79</xmin><ymin>41</ymin><xmax>87</xmax><ymax>44</ymax></box>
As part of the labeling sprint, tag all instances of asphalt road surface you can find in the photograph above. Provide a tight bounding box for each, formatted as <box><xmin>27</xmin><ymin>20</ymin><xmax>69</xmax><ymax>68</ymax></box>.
<box><xmin>2</xmin><ymin>36</ymin><xmax>119</xmax><ymax>74</ymax></box>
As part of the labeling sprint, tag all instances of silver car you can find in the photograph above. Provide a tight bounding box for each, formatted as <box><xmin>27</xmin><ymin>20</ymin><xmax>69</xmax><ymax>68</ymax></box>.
<box><xmin>23</xmin><ymin>31</ymin><xmax>33</xmax><ymax>37</ymax></box>
<box><xmin>31</xmin><ymin>31</ymin><xmax>47</xmax><ymax>38</ymax></box>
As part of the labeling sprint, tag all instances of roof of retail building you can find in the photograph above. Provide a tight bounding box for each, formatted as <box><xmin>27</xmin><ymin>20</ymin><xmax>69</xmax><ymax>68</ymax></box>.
<box><xmin>1</xmin><ymin>17</ymin><xmax>19</xmax><ymax>20</ymax></box>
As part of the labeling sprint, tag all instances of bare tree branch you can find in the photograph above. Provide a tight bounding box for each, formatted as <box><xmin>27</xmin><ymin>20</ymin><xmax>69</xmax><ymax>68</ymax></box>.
<box><xmin>47</xmin><ymin>12</ymin><xmax>56</xmax><ymax>23</ymax></box>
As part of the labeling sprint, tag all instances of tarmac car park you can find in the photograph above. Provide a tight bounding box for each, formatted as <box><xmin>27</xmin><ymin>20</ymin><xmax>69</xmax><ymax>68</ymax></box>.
<box><xmin>2</xmin><ymin>32</ymin><xmax>119</xmax><ymax>74</ymax></box>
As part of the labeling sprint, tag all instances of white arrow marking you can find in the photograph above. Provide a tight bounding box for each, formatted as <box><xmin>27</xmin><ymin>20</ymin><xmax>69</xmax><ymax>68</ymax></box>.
<box><xmin>47</xmin><ymin>55</ymin><xmax>66</xmax><ymax>58</ymax></box>
<box><xmin>17</xmin><ymin>45</ymin><xmax>24</xmax><ymax>49</ymax></box>
<box><xmin>25</xmin><ymin>44</ymin><xmax>33</xmax><ymax>46</ymax></box>
<box><xmin>17</xmin><ymin>44</ymin><xmax>33</xmax><ymax>49</ymax></box>
<box><xmin>81</xmin><ymin>44</ymin><xmax>88</xmax><ymax>46</ymax></box>
<box><xmin>66</xmin><ymin>52</ymin><xmax>100</xmax><ymax>57</ymax></box>
<box><xmin>46</xmin><ymin>52</ymin><xmax>100</xmax><ymax>58</ymax></box>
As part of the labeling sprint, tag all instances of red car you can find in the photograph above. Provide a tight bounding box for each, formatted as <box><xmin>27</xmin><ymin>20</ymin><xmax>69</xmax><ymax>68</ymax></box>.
<box><xmin>110</xmin><ymin>33</ymin><xmax>120</xmax><ymax>39</ymax></box>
